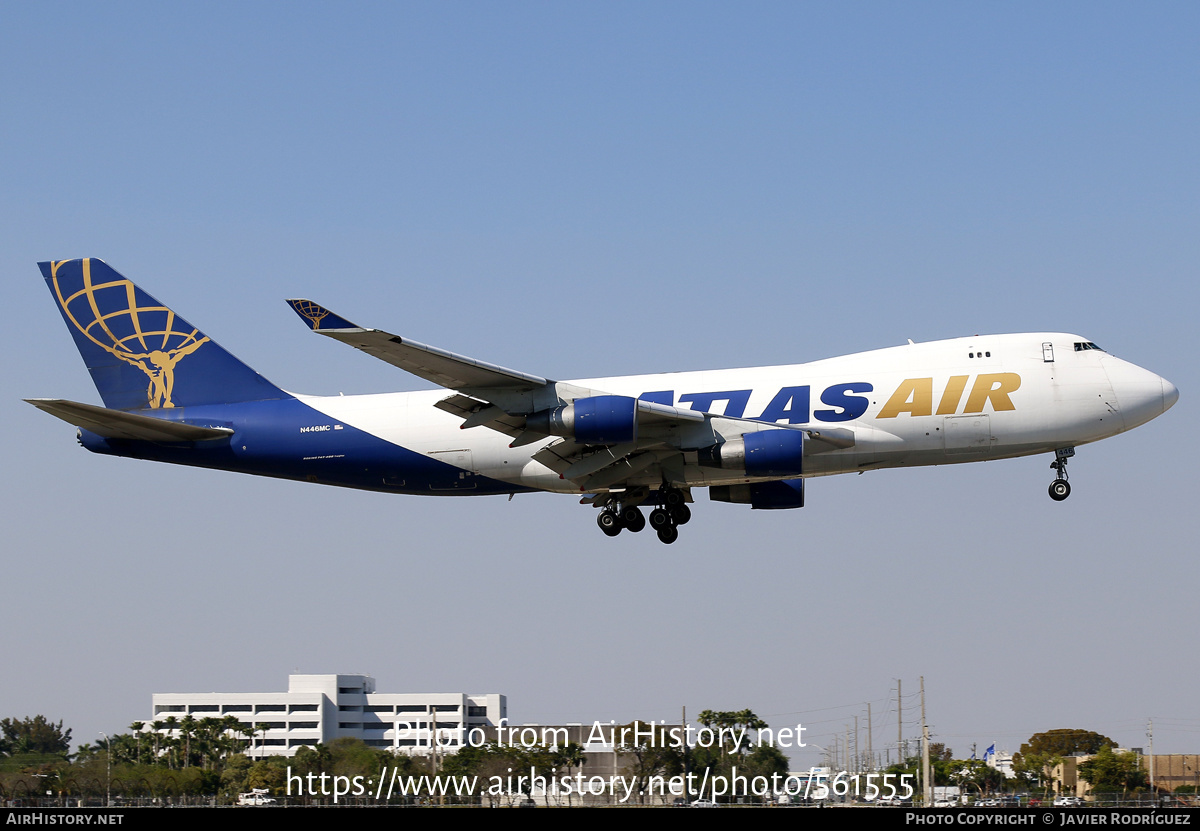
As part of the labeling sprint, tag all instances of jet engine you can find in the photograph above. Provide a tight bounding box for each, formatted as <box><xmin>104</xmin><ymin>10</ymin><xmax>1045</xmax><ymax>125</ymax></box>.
<box><xmin>525</xmin><ymin>395</ymin><xmax>638</xmax><ymax>444</ymax></box>
<box><xmin>710</xmin><ymin>479</ymin><xmax>806</xmax><ymax>509</ymax></box>
<box><xmin>697</xmin><ymin>429</ymin><xmax>804</xmax><ymax>476</ymax></box>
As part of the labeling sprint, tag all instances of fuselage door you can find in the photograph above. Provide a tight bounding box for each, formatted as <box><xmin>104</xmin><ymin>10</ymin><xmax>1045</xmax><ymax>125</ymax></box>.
<box><xmin>943</xmin><ymin>415</ymin><xmax>992</xmax><ymax>457</ymax></box>
<box><xmin>1042</xmin><ymin>342</ymin><xmax>1055</xmax><ymax>362</ymax></box>
<box><xmin>427</xmin><ymin>449</ymin><xmax>478</xmax><ymax>490</ymax></box>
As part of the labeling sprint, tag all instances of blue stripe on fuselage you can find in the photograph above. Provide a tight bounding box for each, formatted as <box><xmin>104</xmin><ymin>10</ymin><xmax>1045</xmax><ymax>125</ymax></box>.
<box><xmin>77</xmin><ymin>397</ymin><xmax>529</xmax><ymax>496</ymax></box>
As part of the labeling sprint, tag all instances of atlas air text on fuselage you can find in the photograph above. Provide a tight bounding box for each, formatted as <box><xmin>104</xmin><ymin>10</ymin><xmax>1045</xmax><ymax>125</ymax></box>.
<box><xmin>628</xmin><ymin>373</ymin><xmax>1019</xmax><ymax>423</ymax></box>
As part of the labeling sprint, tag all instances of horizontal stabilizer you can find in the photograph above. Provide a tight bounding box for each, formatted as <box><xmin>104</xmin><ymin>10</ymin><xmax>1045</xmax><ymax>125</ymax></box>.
<box><xmin>25</xmin><ymin>399</ymin><xmax>234</xmax><ymax>442</ymax></box>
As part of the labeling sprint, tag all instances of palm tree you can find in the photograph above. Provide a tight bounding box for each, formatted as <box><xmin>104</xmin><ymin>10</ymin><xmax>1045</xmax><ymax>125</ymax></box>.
<box><xmin>162</xmin><ymin>716</ymin><xmax>179</xmax><ymax>769</ymax></box>
<box><xmin>560</xmin><ymin>742</ymin><xmax>585</xmax><ymax>807</ymax></box>
<box><xmin>150</xmin><ymin>720</ymin><xmax>166</xmax><ymax>761</ymax></box>
<box><xmin>195</xmin><ymin>717</ymin><xmax>219</xmax><ymax>769</ymax></box>
<box><xmin>130</xmin><ymin>722</ymin><xmax>144</xmax><ymax>765</ymax></box>
<box><xmin>179</xmin><ymin>715</ymin><xmax>196</xmax><ymax>768</ymax></box>
<box><xmin>254</xmin><ymin>723</ymin><xmax>270</xmax><ymax>760</ymax></box>
<box><xmin>219</xmin><ymin>716</ymin><xmax>247</xmax><ymax>763</ymax></box>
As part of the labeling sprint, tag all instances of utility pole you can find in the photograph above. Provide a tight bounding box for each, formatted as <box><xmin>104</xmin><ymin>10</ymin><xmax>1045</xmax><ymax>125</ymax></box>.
<box><xmin>867</xmin><ymin>702</ymin><xmax>874</xmax><ymax>772</ymax></box>
<box><xmin>428</xmin><ymin>705</ymin><xmax>444</xmax><ymax>807</ymax></box>
<box><xmin>921</xmin><ymin>677</ymin><xmax>931</xmax><ymax>807</ymax></box>
<box><xmin>683</xmin><ymin>706</ymin><xmax>691</xmax><ymax>802</ymax></box>
<box><xmin>99</xmin><ymin>732</ymin><xmax>111</xmax><ymax>808</ymax></box>
<box><xmin>1147</xmin><ymin>719</ymin><xmax>1155</xmax><ymax>798</ymax></box>
<box><xmin>854</xmin><ymin>716</ymin><xmax>859</xmax><ymax>774</ymax></box>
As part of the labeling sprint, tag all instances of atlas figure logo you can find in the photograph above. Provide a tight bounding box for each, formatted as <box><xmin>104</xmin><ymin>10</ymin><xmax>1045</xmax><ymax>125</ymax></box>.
<box><xmin>29</xmin><ymin>259</ymin><xmax>1178</xmax><ymax>545</ymax></box>
<box><xmin>49</xmin><ymin>259</ymin><xmax>209</xmax><ymax>409</ymax></box>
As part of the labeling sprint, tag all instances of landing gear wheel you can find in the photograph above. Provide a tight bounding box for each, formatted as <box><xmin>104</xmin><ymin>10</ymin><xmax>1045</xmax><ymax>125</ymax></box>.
<box><xmin>669</xmin><ymin>503</ymin><xmax>691</xmax><ymax>525</ymax></box>
<box><xmin>656</xmin><ymin>524</ymin><xmax>679</xmax><ymax>544</ymax></box>
<box><xmin>649</xmin><ymin>508</ymin><xmax>672</xmax><ymax>530</ymax></box>
<box><xmin>1048</xmin><ymin>447</ymin><xmax>1074</xmax><ymax>502</ymax></box>
<box><xmin>664</xmin><ymin>489</ymin><xmax>686</xmax><ymax>509</ymax></box>
<box><xmin>621</xmin><ymin>506</ymin><xmax>646</xmax><ymax>533</ymax></box>
<box><xmin>597</xmin><ymin>509</ymin><xmax>622</xmax><ymax>536</ymax></box>
<box><xmin>1048</xmin><ymin>479</ymin><xmax>1071</xmax><ymax>501</ymax></box>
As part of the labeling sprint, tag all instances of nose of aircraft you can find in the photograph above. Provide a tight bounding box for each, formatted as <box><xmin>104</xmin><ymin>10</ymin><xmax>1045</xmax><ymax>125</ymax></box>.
<box><xmin>1163</xmin><ymin>376</ymin><xmax>1180</xmax><ymax>411</ymax></box>
<box><xmin>1105</xmin><ymin>358</ymin><xmax>1178</xmax><ymax>430</ymax></box>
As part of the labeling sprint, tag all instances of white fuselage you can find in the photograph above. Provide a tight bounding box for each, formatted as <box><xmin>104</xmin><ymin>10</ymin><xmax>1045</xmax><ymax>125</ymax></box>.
<box><xmin>298</xmin><ymin>333</ymin><xmax>1176</xmax><ymax>495</ymax></box>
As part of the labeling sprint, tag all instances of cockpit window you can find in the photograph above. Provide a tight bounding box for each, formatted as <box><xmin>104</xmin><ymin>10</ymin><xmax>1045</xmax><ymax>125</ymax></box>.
<box><xmin>1074</xmin><ymin>342</ymin><xmax>1105</xmax><ymax>352</ymax></box>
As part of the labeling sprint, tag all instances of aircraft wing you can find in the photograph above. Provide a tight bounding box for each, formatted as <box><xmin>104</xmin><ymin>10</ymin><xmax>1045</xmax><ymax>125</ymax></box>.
<box><xmin>286</xmin><ymin>300</ymin><xmax>846</xmax><ymax>491</ymax></box>
<box><xmin>285</xmin><ymin>300</ymin><xmax>547</xmax><ymax>391</ymax></box>
<box><xmin>287</xmin><ymin>300</ymin><xmax>705</xmax><ymax>420</ymax></box>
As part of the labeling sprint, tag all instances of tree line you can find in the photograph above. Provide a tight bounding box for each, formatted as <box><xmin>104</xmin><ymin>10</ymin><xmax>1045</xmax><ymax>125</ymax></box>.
<box><xmin>0</xmin><ymin>708</ymin><xmax>789</xmax><ymax>805</ymax></box>
<box><xmin>883</xmin><ymin>728</ymin><xmax>1152</xmax><ymax>802</ymax></box>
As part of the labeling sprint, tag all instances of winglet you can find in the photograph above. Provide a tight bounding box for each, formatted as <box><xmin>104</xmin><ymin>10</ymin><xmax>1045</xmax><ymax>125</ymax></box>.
<box><xmin>286</xmin><ymin>299</ymin><xmax>362</xmax><ymax>331</ymax></box>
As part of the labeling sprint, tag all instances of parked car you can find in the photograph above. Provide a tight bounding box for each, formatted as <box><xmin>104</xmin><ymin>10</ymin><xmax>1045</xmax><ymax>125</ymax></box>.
<box><xmin>237</xmin><ymin>789</ymin><xmax>276</xmax><ymax>807</ymax></box>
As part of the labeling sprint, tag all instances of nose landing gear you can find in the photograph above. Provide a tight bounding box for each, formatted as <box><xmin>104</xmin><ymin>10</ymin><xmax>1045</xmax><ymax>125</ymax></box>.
<box><xmin>1048</xmin><ymin>447</ymin><xmax>1074</xmax><ymax>501</ymax></box>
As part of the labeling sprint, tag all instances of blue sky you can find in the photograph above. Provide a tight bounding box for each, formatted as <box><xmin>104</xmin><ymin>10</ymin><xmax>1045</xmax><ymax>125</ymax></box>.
<box><xmin>3</xmin><ymin>2</ymin><xmax>1197</xmax><ymax>764</ymax></box>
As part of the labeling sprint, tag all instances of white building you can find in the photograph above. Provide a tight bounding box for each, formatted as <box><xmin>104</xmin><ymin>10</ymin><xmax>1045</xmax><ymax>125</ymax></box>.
<box><xmin>151</xmin><ymin>674</ymin><xmax>506</xmax><ymax>757</ymax></box>
<box><xmin>987</xmin><ymin>749</ymin><xmax>1016</xmax><ymax>779</ymax></box>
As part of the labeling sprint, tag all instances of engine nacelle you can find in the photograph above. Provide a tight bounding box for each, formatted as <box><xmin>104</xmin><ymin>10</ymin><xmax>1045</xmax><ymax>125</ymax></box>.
<box><xmin>698</xmin><ymin>429</ymin><xmax>804</xmax><ymax>477</ymax></box>
<box><xmin>525</xmin><ymin>395</ymin><xmax>638</xmax><ymax>444</ymax></box>
<box><xmin>710</xmin><ymin>479</ymin><xmax>806</xmax><ymax>510</ymax></box>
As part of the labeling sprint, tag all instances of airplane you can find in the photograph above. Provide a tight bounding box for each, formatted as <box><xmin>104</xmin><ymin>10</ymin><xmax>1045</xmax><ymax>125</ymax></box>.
<box><xmin>28</xmin><ymin>258</ymin><xmax>1178</xmax><ymax>544</ymax></box>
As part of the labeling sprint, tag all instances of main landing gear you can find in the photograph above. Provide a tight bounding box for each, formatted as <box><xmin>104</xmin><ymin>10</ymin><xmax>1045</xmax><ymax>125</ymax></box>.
<box><xmin>596</xmin><ymin>504</ymin><xmax>646</xmax><ymax>536</ymax></box>
<box><xmin>595</xmin><ymin>487</ymin><xmax>692</xmax><ymax>544</ymax></box>
<box><xmin>1048</xmin><ymin>447</ymin><xmax>1074</xmax><ymax>502</ymax></box>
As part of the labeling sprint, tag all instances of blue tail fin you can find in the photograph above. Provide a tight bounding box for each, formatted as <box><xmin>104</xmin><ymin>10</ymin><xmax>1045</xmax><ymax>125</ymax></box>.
<box><xmin>40</xmin><ymin>258</ymin><xmax>287</xmax><ymax>410</ymax></box>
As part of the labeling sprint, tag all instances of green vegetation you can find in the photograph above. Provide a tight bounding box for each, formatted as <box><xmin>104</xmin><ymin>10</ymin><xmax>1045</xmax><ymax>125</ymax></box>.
<box><xmin>688</xmin><ymin>709</ymin><xmax>788</xmax><ymax>804</ymax></box>
<box><xmin>1019</xmin><ymin>729</ymin><xmax>1116</xmax><ymax>758</ymax></box>
<box><xmin>1078</xmin><ymin>746</ymin><xmax>1148</xmax><ymax>799</ymax></box>
<box><xmin>439</xmin><ymin>740</ymin><xmax>586</xmax><ymax>806</ymax></box>
<box><xmin>1008</xmin><ymin>728</ymin><xmax>1153</xmax><ymax>803</ymax></box>
<box><xmin>1010</xmin><ymin>729</ymin><xmax>1119</xmax><ymax>798</ymax></box>
<box><xmin>0</xmin><ymin>716</ymin><xmax>74</xmax><ymax>773</ymax></box>
<box><xmin>0</xmin><ymin>716</ymin><xmax>429</xmax><ymax>805</ymax></box>
<box><xmin>1</xmin><ymin>716</ymin><xmax>72</xmax><ymax>757</ymax></box>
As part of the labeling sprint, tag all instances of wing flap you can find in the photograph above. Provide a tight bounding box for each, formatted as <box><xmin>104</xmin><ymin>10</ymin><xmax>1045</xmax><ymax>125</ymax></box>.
<box><xmin>434</xmin><ymin>394</ymin><xmax>527</xmax><ymax>439</ymax></box>
<box><xmin>581</xmin><ymin>450</ymin><xmax>668</xmax><ymax>491</ymax></box>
